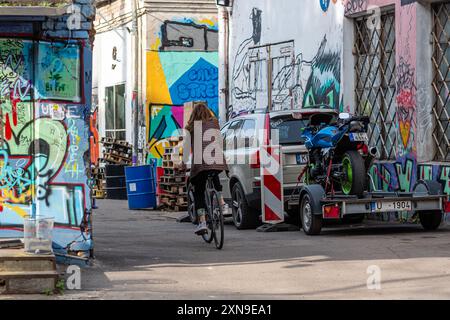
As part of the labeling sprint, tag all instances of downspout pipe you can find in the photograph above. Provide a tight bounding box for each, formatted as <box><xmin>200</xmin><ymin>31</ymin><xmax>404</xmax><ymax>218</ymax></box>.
<box><xmin>218</xmin><ymin>5</ymin><xmax>230</xmax><ymax>126</ymax></box>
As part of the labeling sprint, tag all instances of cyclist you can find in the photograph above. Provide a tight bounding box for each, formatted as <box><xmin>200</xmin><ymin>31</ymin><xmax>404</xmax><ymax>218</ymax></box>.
<box><xmin>184</xmin><ymin>103</ymin><xmax>228</xmax><ymax>235</ymax></box>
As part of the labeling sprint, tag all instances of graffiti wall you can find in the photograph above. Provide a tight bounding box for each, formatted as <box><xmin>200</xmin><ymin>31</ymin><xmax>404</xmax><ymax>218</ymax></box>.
<box><xmin>148</xmin><ymin>104</ymin><xmax>185</xmax><ymax>164</ymax></box>
<box><xmin>347</xmin><ymin>0</ymin><xmax>449</xmax><ymax>223</ymax></box>
<box><xmin>0</xmin><ymin>35</ymin><xmax>93</xmax><ymax>256</ymax></box>
<box><xmin>146</xmin><ymin>16</ymin><xmax>219</xmax><ymax>162</ymax></box>
<box><xmin>228</xmin><ymin>0</ymin><xmax>344</xmax><ymax>117</ymax></box>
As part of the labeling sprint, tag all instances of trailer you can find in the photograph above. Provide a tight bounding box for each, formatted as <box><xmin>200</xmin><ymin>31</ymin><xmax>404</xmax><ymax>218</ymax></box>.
<box><xmin>293</xmin><ymin>180</ymin><xmax>449</xmax><ymax>235</ymax></box>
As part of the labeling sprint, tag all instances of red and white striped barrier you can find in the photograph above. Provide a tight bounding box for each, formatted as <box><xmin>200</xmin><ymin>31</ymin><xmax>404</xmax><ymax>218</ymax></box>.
<box><xmin>261</xmin><ymin>145</ymin><xmax>284</xmax><ymax>224</ymax></box>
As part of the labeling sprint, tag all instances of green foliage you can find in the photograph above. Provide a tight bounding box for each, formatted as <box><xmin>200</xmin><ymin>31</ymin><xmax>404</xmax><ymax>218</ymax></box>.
<box><xmin>41</xmin><ymin>278</ymin><xmax>65</xmax><ymax>296</ymax></box>
<box><xmin>56</xmin><ymin>279</ymin><xmax>66</xmax><ymax>294</ymax></box>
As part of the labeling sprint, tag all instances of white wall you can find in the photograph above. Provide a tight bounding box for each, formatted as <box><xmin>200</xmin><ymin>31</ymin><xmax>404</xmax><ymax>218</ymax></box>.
<box><xmin>93</xmin><ymin>25</ymin><xmax>133</xmax><ymax>143</ymax></box>
<box><xmin>226</xmin><ymin>0</ymin><xmax>344</xmax><ymax>116</ymax></box>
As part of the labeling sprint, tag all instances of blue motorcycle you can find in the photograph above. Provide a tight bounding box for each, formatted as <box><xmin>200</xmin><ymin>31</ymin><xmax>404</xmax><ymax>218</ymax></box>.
<box><xmin>301</xmin><ymin>112</ymin><xmax>377</xmax><ymax>197</ymax></box>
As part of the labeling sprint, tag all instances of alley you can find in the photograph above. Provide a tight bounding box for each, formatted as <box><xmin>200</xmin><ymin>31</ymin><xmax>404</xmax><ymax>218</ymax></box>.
<box><xmin>50</xmin><ymin>200</ymin><xmax>450</xmax><ymax>300</ymax></box>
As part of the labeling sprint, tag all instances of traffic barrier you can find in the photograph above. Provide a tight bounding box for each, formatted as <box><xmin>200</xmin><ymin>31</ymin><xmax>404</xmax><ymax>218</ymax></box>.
<box><xmin>261</xmin><ymin>145</ymin><xmax>284</xmax><ymax>224</ymax></box>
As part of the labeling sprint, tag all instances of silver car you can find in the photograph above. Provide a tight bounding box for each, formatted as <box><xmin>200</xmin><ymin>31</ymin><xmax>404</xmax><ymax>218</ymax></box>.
<box><xmin>219</xmin><ymin>109</ymin><xmax>333</xmax><ymax>229</ymax></box>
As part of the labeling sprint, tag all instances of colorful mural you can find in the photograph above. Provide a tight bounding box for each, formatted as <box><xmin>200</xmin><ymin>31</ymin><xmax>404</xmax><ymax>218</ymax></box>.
<box><xmin>352</xmin><ymin>0</ymin><xmax>449</xmax><ymax>224</ymax></box>
<box><xmin>0</xmin><ymin>37</ymin><xmax>92</xmax><ymax>256</ymax></box>
<box><xmin>148</xmin><ymin>104</ymin><xmax>185</xmax><ymax>164</ymax></box>
<box><xmin>146</xmin><ymin>17</ymin><xmax>219</xmax><ymax>163</ymax></box>
<box><xmin>230</xmin><ymin>5</ymin><xmax>343</xmax><ymax>116</ymax></box>
<box><xmin>147</xmin><ymin>52</ymin><xmax>219</xmax><ymax>113</ymax></box>
<box><xmin>36</xmin><ymin>42</ymin><xmax>81</xmax><ymax>102</ymax></box>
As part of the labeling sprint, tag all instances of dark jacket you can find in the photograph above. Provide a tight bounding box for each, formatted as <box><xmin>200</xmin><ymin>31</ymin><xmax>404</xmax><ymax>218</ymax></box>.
<box><xmin>188</xmin><ymin>119</ymin><xmax>228</xmax><ymax>180</ymax></box>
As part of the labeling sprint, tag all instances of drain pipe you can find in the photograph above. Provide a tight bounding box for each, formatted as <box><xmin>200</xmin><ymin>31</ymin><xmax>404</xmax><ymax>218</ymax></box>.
<box><xmin>218</xmin><ymin>5</ymin><xmax>231</xmax><ymax>125</ymax></box>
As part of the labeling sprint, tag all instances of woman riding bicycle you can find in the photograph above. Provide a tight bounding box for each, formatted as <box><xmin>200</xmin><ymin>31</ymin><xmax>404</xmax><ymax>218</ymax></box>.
<box><xmin>184</xmin><ymin>103</ymin><xmax>228</xmax><ymax>235</ymax></box>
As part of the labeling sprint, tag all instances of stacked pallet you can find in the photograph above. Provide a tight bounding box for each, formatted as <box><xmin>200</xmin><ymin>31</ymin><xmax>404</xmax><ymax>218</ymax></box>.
<box><xmin>92</xmin><ymin>167</ymin><xmax>106</xmax><ymax>199</ymax></box>
<box><xmin>159</xmin><ymin>137</ymin><xmax>188</xmax><ymax>212</ymax></box>
<box><xmin>99</xmin><ymin>137</ymin><xmax>133</xmax><ymax>166</ymax></box>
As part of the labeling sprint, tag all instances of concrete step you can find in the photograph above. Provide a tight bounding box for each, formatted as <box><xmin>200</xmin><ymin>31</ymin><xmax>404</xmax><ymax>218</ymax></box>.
<box><xmin>0</xmin><ymin>239</ymin><xmax>23</xmax><ymax>249</ymax></box>
<box><xmin>0</xmin><ymin>270</ymin><xmax>58</xmax><ymax>294</ymax></box>
<box><xmin>0</xmin><ymin>249</ymin><xmax>56</xmax><ymax>273</ymax></box>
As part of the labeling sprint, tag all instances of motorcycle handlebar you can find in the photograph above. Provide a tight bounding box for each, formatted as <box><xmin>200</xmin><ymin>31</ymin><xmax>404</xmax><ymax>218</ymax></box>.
<box><xmin>341</xmin><ymin>116</ymin><xmax>370</xmax><ymax>125</ymax></box>
<box><xmin>351</xmin><ymin>116</ymin><xmax>370</xmax><ymax>123</ymax></box>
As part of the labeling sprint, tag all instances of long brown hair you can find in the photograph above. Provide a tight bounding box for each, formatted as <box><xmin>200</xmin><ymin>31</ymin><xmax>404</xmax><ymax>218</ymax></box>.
<box><xmin>185</xmin><ymin>103</ymin><xmax>217</xmax><ymax>133</ymax></box>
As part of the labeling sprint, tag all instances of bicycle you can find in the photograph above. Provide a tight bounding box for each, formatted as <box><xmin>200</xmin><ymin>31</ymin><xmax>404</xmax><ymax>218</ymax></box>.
<box><xmin>187</xmin><ymin>172</ymin><xmax>224</xmax><ymax>250</ymax></box>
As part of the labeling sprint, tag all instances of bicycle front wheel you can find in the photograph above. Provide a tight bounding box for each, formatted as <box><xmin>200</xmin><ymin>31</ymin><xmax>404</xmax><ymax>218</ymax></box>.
<box><xmin>211</xmin><ymin>191</ymin><xmax>224</xmax><ymax>250</ymax></box>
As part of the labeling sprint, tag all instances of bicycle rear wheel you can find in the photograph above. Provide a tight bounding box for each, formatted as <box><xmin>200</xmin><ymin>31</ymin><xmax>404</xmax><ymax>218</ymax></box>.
<box><xmin>202</xmin><ymin>189</ymin><xmax>214</xmax><ymax>244</ymax></box>
<box><xmin>211</xmin><ymin>191</ymin><xmax>224</xmax><ymax>250</ymax></box>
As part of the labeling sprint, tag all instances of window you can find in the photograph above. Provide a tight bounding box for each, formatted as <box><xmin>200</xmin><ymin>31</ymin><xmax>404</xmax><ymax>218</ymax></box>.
<box><xmin>224</xmin><ymin>120</ymin><xmax>243</xmax><ymax>151</ymax></box>
<box><xmin>271</xmin><ymin>118</ymin><xmax>309</xmax><ymax>145</ymax></box>
<box><xmin>220</xmin><ymin>123</ymin><xmax>230</xmax><ymax>137</ymax></box>
<box><xmin>432</xmin><ymin>3</ymin><xmax>450</xmax><ymax>160</ymax></box>
<box><xmin>354</xmin><ymin>11</ymin><xmax>397</xmax><ymax>160</ymax></box>
<box><xmin>105</xmin><ymin>84</ymin><xmax>126</xmax><ymax>140</ymax></box>
<box><xmin>241</xmin><ymin>120</ymin><xmax>257</xmax><ymax>148</ymax></box>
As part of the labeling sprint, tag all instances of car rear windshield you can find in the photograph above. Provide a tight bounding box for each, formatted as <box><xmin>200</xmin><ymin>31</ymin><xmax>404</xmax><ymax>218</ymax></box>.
<box><xmin>270</xmin><ymin>118</ymin><xmax>308</xmax><ymax>145</ymax></box>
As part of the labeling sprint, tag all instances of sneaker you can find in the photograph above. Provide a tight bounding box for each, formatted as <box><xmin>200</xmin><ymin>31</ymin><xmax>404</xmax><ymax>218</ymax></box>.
<box><xmin>222</xmin><ymin>204</ymin><xmax>230</xmax><ymax>216</ymax></box>
<box><xmin>195</xmin><ymin>222</ymin><xmax>208</xmax><ymax>236</ymax></box>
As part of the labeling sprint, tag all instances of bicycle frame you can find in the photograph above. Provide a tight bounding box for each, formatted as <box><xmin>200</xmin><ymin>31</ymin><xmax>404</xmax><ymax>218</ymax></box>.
<box><xmin>187</xmin><ymin>174</ymin><xmax>224</xmax><ymax>250</ymax></box>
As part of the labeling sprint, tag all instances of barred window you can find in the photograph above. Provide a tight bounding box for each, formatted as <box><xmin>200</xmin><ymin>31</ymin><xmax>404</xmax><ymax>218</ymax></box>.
<box><xmin>432</xmin><ymin>3</ymin><xmax>450</xmax><ymax>161</ymax></box>
<box><xmin>354</xmin><ymin>11</ymin><xmax>397</xmax><ymax>160</ymax></box>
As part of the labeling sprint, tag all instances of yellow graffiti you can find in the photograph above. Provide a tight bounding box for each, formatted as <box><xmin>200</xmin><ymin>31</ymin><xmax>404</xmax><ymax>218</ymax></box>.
<box><xmin>146</xmin><ymin>51</ymin><xmax>172</xmax><ymax>105</ymax></box>
<box><xmin>148</xmin><ymin>138</ymin><xmax>166</xmax><ymax>159</ymax></box>
<box><xmin>197</xmin><ymin>18</ymin><xmax>218</xmax><ymax>28</ymax></box>
<box><xmin>150</xmin><ymin>37</ymin><xmax>162</xmax><ymax>51</ymax></box>
<box><xmin>2</xmin><ymin>202</ymin><xmax>28</xmax><ymax>218</ymax></box>
<box><xmin>1</xmin><ymin>187</ymin><xmax>33</xmax><ymax>205</ymax></box>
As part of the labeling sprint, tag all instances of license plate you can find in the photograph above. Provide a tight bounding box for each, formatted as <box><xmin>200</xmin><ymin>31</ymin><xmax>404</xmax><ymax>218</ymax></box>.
<box><xmin>371</xmin><ymin>200</ymin><xmax>412</xmax><ymax>213</ymax></box>
<box><xmin>350</xmin><ymin>133</ymin><xmax>369</xmax><ymax>142</ymax></box>
<box><xmin>296</xmin><ymin>154</ymin><xmax>309</xmax><ymax>165</ymax></box>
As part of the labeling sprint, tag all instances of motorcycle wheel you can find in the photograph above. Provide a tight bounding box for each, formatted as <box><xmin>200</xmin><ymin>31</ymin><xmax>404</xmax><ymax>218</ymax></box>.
<box><xmin>341</xmin><ymin>151</ymin><xmax>366</xmax><ymax>197</ymax></box>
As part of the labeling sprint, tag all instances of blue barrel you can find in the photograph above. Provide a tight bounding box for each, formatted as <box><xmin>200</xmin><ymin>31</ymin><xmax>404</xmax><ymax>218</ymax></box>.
<box><xmin>125</xmin><ymin>162</ymin><xmax>157</xmax><ymax>210</ymax></box>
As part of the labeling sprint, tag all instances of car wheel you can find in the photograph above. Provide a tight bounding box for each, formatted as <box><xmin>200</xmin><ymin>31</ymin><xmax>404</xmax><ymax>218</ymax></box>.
<box><xmin>231</xmin><ymin>183</ymin><xmax>258</xmax><ymax>230</ymax></box>
<box><xmin>419</xmin><ymin>211</ymin><xmax>442</xmax><ymax>231</ymax></box>
<box><xmin>300</xmin><ymin>193</ymin><xmax>322</xmax><ymax>235</ymax></box>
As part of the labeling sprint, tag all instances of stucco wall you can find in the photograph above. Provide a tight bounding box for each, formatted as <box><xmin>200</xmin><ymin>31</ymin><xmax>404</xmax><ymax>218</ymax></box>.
<box><xmin>228</xmin><ymin>0</ymin><xmax>344</xmax><ymax>117</ymax></box>
<box><xmin>0</xmin><ymin>0</ymin><xmax>96</xmax><ymax>259</ymax></box>
<box><xmin>146</xmin><ymin>11</ymin><xmax>219</xmax><ymax>163</ymax></box>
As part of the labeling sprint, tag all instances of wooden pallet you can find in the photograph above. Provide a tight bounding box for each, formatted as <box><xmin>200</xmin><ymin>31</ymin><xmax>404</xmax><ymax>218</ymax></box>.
<box><xmin>104</xmin><ymin>144</ymin><xmax>132</xmax><ymax>152</ymax></box>
<box><xmin>104</xmin><ymin>153</ymin><xmax>132</xmax><ymax>165</ymax></box>
<box><xmin>101</xmin><ymin>137</ymin><xmax>115</xmax><ymax>144</ymax></box>
<box><xmin>160</xmin><ymin>184</ymin><xmax>180</xmax><ymax>194</ymax></box>
<box><xmin>160</xmin><ymin>175</ymin><xmax>186</xmax><ymax>184</ymax></box>
<box><xmin>160</xmin><ymin>184</ymin><xmax>187</xmax><ymax>195</ymax></box>
<box><xmin>93</xmin><ymin>189</ymin><xmax>106</xmax><ymax>199</ymax></box>
<box><xmin>163</xmin><ymin>205</ymin><xmax>188</xmax><ymax>212</ymax></box>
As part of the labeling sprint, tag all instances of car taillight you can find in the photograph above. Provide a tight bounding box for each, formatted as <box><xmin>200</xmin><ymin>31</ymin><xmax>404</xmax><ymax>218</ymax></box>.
<box><xmin>264</xmin><ymin>113</ymin><xmax>270</xmax><ymax>146</ymax></box>
<box><xmin>323</xmin><ymin>204</ymin><xmax>340</xmax><ymax>219</ymax></box>
<box><xmin>357</xmin><ymin>143</ymin><xmax>369</xmax><ymax>155</ymax></box>
<box><xmin>250</xmin><ymin>150</ymin><xmax>260</xmax><ymax>169</ymax></box>
<box><xmin>444</xmin><ymin>199</ymin><xmax>450</xmax><ymax>213</ymax></box>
